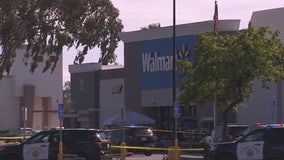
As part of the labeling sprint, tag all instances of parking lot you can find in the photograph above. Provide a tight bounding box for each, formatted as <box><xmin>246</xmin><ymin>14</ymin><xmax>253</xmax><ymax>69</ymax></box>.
<box><xmin>0</xmin><ymin>127</ymin><xmax>205</xmax><ymax>160</ymax></box>
<box><xmin>109</xmin><ymin>153</ymin><xmax>203</xmax><ymax>160</ymax></box>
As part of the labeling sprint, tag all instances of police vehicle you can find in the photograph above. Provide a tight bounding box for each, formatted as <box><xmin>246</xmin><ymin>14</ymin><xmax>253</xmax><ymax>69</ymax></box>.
<box><xmin>0</xmin><ymin>128</ymin><xmax>112</xmax><ymax>160</ymax></box>
<box><xmin>204</xmin><ymin>124</ymin><xmax>284</xmax><ymax>160</ymax></box>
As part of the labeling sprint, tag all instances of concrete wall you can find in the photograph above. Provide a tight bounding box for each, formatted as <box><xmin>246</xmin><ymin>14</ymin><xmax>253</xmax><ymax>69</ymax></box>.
<box><xmin>69</xmin><ymin>63</ymin><xmax>125</xmax><ymax>128</ymax></box>
<box><xmin>0</xmin><ymin>47</ymin><xmax>62</xmax><ymax>130</ymax></box>
<box><xmin>99</xmin><ymin>77</ymin><xmax>124</xmax><ymax>128</ymax></box>
<box><xmin>0</xmin><ymin>76</ymin><xmax>20</xmax><ymax>129</ymax></box>
<box><xmin>69</xmin><ymin>63</ymin><xmax>100</xmax><ymax>128</ymax></box>
<box><xmin>237</xmin><ymin>7</ymin><xmax>284</xmax><ymax>124</ymax></box>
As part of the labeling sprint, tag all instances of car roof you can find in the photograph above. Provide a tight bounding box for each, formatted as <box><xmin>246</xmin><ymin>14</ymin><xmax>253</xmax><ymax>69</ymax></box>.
<box><xmin>49</xmin><ymin>128</ymin><xmax>105</xmax><ymax>132</ymax></box>
<box><xmin>124</xmin><ymin>126</ymin><xmax>152</xmax><ymax>129</ymax></box>
<box><xmin>226</xmin><ymin>124</ymin><xmax>248</xmax><ymax>127</ymax></box>
<box><xmin>218</xmin><ymin>123</ymin><xmax>248</xmax><ymax>127</ymax></box>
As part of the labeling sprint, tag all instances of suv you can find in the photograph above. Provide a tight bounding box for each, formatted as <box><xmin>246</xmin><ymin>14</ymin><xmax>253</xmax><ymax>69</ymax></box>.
<box><xmin>0</xmin><ymin>128</ymin><xmax>111</xmax><ymax>160</ymax></box>
<box><xmin>204</xmin><ymin>124</ymin><xmax>284</xmax><ymax>160</ymax></box>
<box><xmin>110</xmin><ymin>126</ymin><xmax>155</xmax><ymax>156</ymax></box>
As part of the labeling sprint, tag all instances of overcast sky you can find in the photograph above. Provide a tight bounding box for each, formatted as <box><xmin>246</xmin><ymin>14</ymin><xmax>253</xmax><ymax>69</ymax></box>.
<box><xmin>62</xmin><ymin>1</ymin><xmax>284</xmax><ymax>82</ymax></box>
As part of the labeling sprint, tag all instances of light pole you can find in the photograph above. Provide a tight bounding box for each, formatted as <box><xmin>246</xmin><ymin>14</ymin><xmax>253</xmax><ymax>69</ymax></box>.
<box><xmin>21</xmin><ymin>107</ymin><xmax>27</xmax><ymax>140</ymax></box>
<box><xmin>172</xmin><ymin>0</ymin><xmax>177</xmax><ymax>142</ymax></box>
<box><xmin>172</xmin><ymin>0</ymin><xmax>179</xmax><ymax>160</ymax></box>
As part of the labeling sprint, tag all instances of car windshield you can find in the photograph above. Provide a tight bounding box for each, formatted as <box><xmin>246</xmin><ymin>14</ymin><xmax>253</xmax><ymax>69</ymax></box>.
<box><xmin>229</xmin><ymin>127</ymin><xmax>248</xmax><ymax>136</ymax></box>
<box><xmin>133</xmin><ymin>128</ymin><xmax>153</xmax><ymax>136</ymax></box>
<box><xmin>97</xmin><ymin>132</ymin><xmax>108</xmax><ymax>140</ymax></box>
<box><xmin>239</xmin><ymin>129</ymin><xmax>266</xmax><ymax>142</ymax></box>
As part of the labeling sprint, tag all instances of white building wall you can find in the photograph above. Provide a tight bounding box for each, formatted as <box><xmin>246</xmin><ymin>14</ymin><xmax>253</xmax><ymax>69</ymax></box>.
<box><xmin>0</xmin><ymin>76</ymin><xmax>20</xmax><ymax>129</ymax></box>
<box><xmin>238</xmin><ymin>80</ymin><xmax>278</xmax><ymax>124</ymax></box>
<box><xmin>237</xmin><ymin>7</ymin><xmax>284</xmax><ymax>125</ymax></box>
<box><xmin>12</xmin><ymin>48</ymin><xmax>62</xmax><ymax>99</ymax></box>
<box><xmin>0</xmin><ymin>47</ymin><xmax>62</xmax><ymax>130</ymax></box>
<box><xmin>99</xmin><ymin>78</ymin><xmax>124</xmax><ymax>128</ymax></box>
<box><xmin>250</xmin><ymin>7</ymin><xmax>284</xmax><ymax>41</ymax></box>
<box><xmin>33</xmin><ymin>97</ymin><xmax>43</xmax><ymax>130</ymax></box>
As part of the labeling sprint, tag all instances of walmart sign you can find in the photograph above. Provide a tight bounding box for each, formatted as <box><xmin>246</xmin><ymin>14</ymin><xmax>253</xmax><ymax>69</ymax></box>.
<box><xmin>141</xmin><ymin>35</ymin><xmax>196</xmax><ymax>89</ymax></box>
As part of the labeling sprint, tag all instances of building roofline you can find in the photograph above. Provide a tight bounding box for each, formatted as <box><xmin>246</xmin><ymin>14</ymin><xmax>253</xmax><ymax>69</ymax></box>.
<box><xmin>119</xmin><ymin>19</ymin><xmax>240</xmax><ymax>43</ymax></box>
<box><xmin>69</xmin><ymin>63</ymin><xmax>124</xmax><ymax>73</ymax></box>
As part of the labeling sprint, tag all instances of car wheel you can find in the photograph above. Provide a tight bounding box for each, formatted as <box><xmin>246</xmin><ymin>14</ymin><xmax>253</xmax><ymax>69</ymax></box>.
<box><xmin>76</xmin><ymin>152</ymin><xmax>88</xmax><ymax>160</ymax></box>
<box><xmin>144</xmin><ymin>151</ymin><xmax>152</xmax><ymax>156</ymax></box>
<box><xmin>5</xmin><ymin>154</ymin><xmax>20</xmax><ymax>160</ymax></box>
<box><xmin>216</xmin><ymin>153</ymin><xmax>234</xmax><ymax>160</ymax></box>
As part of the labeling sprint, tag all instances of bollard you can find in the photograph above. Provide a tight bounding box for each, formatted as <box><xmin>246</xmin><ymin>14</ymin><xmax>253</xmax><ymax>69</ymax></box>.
<box><xmin>58</xmin><ymin>141</ymin><xmax>63</xmax><ymax>160</ymax></box>
<box><xmin>120</xmin><ymin>141</ymin><xmax>126</xmax><ymax>160</ymax></box>
<box><xmin>168</xmin><ymin>139</ymin><xmax>180</xmax><ymax>160</ymax></box>
<box><xmin>174</xmin><ymin>139</ymin><xmax>180</xmax><ymax>160</ymax></box>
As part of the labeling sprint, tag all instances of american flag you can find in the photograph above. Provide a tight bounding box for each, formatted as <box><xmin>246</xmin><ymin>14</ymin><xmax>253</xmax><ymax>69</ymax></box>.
<box><xmin>213</xmin><ymin>0</ymin><xmax>218</xmax><ymax>33</ymax></box>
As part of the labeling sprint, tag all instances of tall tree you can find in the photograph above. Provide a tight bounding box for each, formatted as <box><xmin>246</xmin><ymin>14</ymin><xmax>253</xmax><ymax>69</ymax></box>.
<box><xmin>141</xmin><ymin>23</ymin><xmax>161</xmax><ymax>30</ymax></box>
<box><xmin>0</xmin><ymin>0</ymin><xmax>123</xmax><ymax>79</ymax></box>
<box><xmin>63</xmin><ymin>81</ymin><xmax>71</xmax><ymax>113</ymax></box>
<box><xmin>177</xmin><ymin>24</ymin><xmax>284</xmax><ymax>139</ymax></box>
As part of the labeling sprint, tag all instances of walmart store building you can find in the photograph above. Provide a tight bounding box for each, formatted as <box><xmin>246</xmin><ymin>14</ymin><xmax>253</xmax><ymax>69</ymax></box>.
<box><xmin>69</xmin><ymin>7</ymin><xmax>284</xmax><ymax>130</ymax></box>
<box><xmin>120</xmin><ymin>19</ymin><xmax>240</xmax><ymax>130</ymax></box>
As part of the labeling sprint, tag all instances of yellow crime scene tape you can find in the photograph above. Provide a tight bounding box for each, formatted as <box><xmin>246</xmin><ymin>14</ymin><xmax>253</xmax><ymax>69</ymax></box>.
<box><xmin>105</xmin><ymin>128</ymin><xmax>207</xmax><ymax>135</ymax></box>
<box><xmin>0</xmin><ymin>136</ymin><xmax>30</xmax><ymax>146</ymax></box>
<box><xmin>152</xmin><ymin>129</ymin><xmax>207</xmax><ymax>135</ymax></box>
<box><xmin>0</xmin><ymin>136</ymin><xmax>30</xmax><ymax>140</ymax></box>
<box><xmin>105</xmin><ymin>128</ymin><xmax>206</xmax><ymax>152</ymax></box>
<box><xmin>111</xmin><ymin>145</ymin><xmax>204</xmax><ymax>152</ymax></box>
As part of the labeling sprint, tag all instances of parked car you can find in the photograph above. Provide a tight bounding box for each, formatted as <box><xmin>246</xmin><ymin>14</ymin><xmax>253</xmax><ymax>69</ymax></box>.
<box><xmin>0</xmin><ymin>128</ymin><xmax>112</xmax><ymax>160</ymax></box>
<box><xmin>110</xmin><ymin>126</ymin><xmax>155</xmax><ymax>156</ymax></box>
<box><xmin>204</xmin><ymin>124</ymin><xmax>284</xmax><ymax>160</ymax></box>
<box><xmin>204</xmin><ymin>123</ymin><xmax>248</xmax><ymax>145</ymax></box>
<box><xmin>154</xmin><ymin>129</ymin><xmax>205</xmax><ymax>148</ymax></box>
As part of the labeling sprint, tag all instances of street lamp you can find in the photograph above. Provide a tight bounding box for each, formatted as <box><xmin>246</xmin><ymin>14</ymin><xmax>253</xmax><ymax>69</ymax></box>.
<box><xmin>172</xmin><ymin>1</ymin><xmax>179</xmax><ymax>160</ymax></box>
<box><xmin>172</xmin><ymin>0</ymin><xmax>177</xmax><ymax>142</ymax></box>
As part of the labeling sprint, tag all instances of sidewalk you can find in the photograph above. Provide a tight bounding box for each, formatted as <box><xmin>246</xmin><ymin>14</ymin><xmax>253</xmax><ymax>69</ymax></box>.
<box><xmin>156</xmin><ymin>150</ymin><xmax>203</xmax><ymax>160</ymax></box>
<box><xmin>181</xmin><ymin>153</ymin><xmax>203</xmax><ymax>160</ymax></box>
<box><xmin>181</xmin><ymin>155</ymin><xmax>203</xmax><ymax>160</ymax></box>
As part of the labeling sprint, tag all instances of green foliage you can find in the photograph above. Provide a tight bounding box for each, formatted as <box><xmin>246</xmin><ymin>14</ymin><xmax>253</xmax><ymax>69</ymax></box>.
<box><xmin>141</xmin><ymin>23</ymin><xmax>161</xmax><ymax>30</ymax></box>
<box><xmin>0</xmin><ymin>0</ymin><xmax>123</xmax><ymax>79</ymax></box>
<box><xmin>177</xmin><ymin>24</ymin><xmax>284</xmax><ymax>115</ymax></box>
<box><xmin>63</xmin><ymin>81</ymin><xmax>71</xmax><ymax>110</ymax></box>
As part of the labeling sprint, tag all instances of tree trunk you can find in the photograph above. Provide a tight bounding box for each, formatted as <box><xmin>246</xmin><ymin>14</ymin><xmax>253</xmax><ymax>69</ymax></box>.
<box><xmin>222</xmin><ymin>110</ymin><xmax>228</xmax><ymax>142</ymax></box>
<box><xmin>221</xmin><ymin>98</ymin><xmax>243</xmax><ymax>142</ymax></box>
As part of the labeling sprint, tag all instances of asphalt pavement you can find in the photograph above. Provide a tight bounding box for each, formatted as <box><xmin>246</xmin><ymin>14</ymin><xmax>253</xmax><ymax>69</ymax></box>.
<box><xmin>118</xmin><ymin>153</ymin><xmax>203</xmax><ymax>160</ymax></box>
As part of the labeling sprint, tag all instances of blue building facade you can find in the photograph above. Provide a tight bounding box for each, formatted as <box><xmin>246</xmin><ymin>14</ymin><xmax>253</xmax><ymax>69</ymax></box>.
<box><xmin>120</xmin><ymin>20</ymin><xmax>240</xmax><ymax>130</ymax></box>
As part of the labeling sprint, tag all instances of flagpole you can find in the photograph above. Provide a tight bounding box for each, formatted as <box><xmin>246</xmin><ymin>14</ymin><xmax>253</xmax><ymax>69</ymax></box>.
<box><xmin>213</xmin><ymin>0</ymin><xmax>218</xmax><ymax>34</ymax></box>
<box><xmin>213</xmin><ymin>0</ymin><xmax>218</xmax><ymax>129</ymax></box>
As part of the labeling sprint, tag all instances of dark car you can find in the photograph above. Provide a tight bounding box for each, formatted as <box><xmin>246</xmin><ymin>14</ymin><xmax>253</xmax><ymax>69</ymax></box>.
<box><xmin>0</xmin><ymin>128</ymin><xmax>111</xmax><ymax>160</ymax></box>
<box><xmin>110</xmin><ymin>126</ymin><xmax>155</xmax><ymax>156</ymax></box>
<box><xmin>204</xmin><ymin>124</ymin><xmax>284</xmax><ymax>160</ymax></box>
